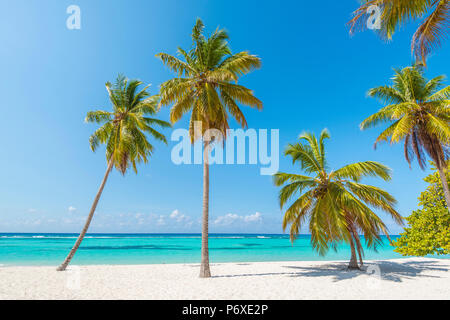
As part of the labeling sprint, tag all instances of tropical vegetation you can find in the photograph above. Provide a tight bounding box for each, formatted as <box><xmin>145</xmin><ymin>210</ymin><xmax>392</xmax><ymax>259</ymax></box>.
<box><xmin>394</xmin><ymin>162</ymin><xmax>450</xmax><ymax>256</ymax></box>
<box><xmin>57</xmin><ymin>75</ymin><xmax>170</xmax><ymax>271</ymax></box>
<box><xmin>348</xmin><ymin>0</ymin><xmax>450</xmax><ymax>64</ymax></box>
<box><xmin>273</xmin><ymin>129</ymin><xmax>403</xmax><ymax>269</ymax></box>
<box><xmin>52</xmin><ymin>14</ymin><xmax>450</xmax><ymax>275</ymax></box>
<box><xmin>156</xmin><ymin>18</ymin><xmax>262</xmax><ymax>277</ymax></box>
<box><xmin>360</xmin><ymin>65</ymin><xmax>450</xmax><ymax>211</ymax></box>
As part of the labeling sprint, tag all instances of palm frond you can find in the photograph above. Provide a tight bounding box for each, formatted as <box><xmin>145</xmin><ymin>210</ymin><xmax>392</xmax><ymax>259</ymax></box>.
<box><xmin>332</xmin><ymin>161</ymin><xmax>392</xmax><ymax>182</ymax></box>
<box><xmin>87</xmin><ymin>74</ymin><xmax>168</xmax><ymax>174</ymax></box>
<box><xmin>412</xmin><ymin>1</ymin><xmax>450</xmax><ymax>64</ymax></box>
<box><xmin>348</xmin><ymin>0</ymin><xmax>447</xmax><ymax>63</ymax></box>
<box><xmin>156</xmin><ymin>53</ymin><xmax>196</xmax><ymax>77</ymax></box>
<box><xmin>85</xmin><ymin>110</ymin><xmax>113</xmax><ymax>124</ymax></box>
<box><xmin>284</xmin><ymin>142</ymin><xmax>321</xmax><ymax>174</ymax></box>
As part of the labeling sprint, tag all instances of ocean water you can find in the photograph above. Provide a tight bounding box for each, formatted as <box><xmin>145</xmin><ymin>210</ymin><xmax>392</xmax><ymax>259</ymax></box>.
<box><xmin>0</xmin><ymin>233</ymin><xmax>438</xmax><ymax>266</ymax></box>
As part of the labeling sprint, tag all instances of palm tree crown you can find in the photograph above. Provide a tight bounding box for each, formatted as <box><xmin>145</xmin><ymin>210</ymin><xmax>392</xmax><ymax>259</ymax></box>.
<box><xmin>157</xmin><ymin>18</ymin><xmax>262</xmax><ymax>138</ymax></box>
<box><xmin>349</xmin><ymin>0</ymin><xmax>450</xmax><ymax>64</ymax></box>
<box><xmin>360</xmin><ymin>66</ymin><xmax>449</xmax><ymax>170</ymax></box>
<box><xmin>87</xmin><ymin>75</ymin><xmax>170</xmax><ymax>173</ymax></box>
<box><xmin>360</xmin><ymin>65</ymin><xmax>450</xmax><ymax>210</ymax></box>
<box><xmin>274</xmin><ymin>129</ymin><xmax>403</xmax><ymax>266</ymax></box>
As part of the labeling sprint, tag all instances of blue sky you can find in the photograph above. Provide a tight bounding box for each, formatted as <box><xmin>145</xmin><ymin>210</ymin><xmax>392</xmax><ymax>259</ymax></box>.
<box><xmin>0</xmin><ymin>0</ymin><xmax>448</xmax><ymax>234</ymax></box>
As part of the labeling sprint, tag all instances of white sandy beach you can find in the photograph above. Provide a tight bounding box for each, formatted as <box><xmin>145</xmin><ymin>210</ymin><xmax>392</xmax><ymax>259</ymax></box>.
<box><xmin>0</xmin><ymin>257</ymin><xmax>449</xmax><ymax>300</ymax></box>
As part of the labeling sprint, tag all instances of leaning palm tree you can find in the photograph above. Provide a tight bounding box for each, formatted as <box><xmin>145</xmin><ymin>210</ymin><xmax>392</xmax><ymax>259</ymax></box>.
<box><xmin>157</xmin><ymin>18</ymin><xmax>262</xmax><ymax>278</ymax></box>
<box><xmin>348</xmin><ymin>0</ymin><xmax>449</xmax><ymax>64</ymax></box>
<box><xmin>57</xmin><ymin>75</ymin><xmax>170</xmax><ymax>271</ymax></box>
<box><xmin>274</xmin><ymin>129</ymin><xmax>403</xmax><ymax>269</ymax></box>
<box><xmin>360</xmin><ymin>66</ymin><xmax>450</xmax><ymax>211</ymax></box>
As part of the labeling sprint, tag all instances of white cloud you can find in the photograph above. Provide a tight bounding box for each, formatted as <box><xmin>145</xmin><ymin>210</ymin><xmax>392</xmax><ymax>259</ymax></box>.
<box><xmin>27</xmin><ymin>208</ymin><xmax>37</xmax><ymax>213</ymax></box>
<box><xmin>214</xmin><ymin>212</ymin><xmax>262</xmax><ymax>226</ymax></box>
<box><xmin>9</xmin><ymin>209</ymin><xmax>197</xmax><ymax>232</ymax></box>
<box><xmin>170</xmin><ymin>209</ymin><xmax>180</xmax><ymax>219</ymax></box>
<box><xmin>244</xmin><ymin>212</ymin><xmax>262</xmax><ymax>222</ymax></box>
<box><xmin>157</xmin><ymin>215</ymin><xmax>166</xmax><ymax>226</ymax></box>
<box><xmin>169</xmin><ymin>209</ymin><xmax>191</xmax><ymax>224</ymax></box>
<box><xmin>214</xmin><ymin>213</ymin><xmax>240</xmax><ymax>226</ymax></box>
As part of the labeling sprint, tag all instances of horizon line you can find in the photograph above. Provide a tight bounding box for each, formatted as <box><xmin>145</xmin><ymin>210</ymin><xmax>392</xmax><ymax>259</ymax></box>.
<box><xmin>0</xmin><ymin>232</ymin><xmax>401</xmax><ymax>236</ymax></box>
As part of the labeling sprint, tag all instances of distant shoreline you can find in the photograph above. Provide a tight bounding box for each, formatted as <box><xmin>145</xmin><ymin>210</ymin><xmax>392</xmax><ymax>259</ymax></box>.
<box><xmin>0</xmin><ymin>232</ymin><xmax>403</xmax><ymax>236</ymax></box>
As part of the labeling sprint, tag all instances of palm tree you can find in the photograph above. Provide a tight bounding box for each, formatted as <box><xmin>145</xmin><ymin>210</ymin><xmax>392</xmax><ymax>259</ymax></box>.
<box><xmin>348</xmin><ymin>0</ymin><xmax>449</xmax><ymax>64</ymax></box>
<box><xmin>360</xmin><ymin>66</ymin><xmax>450</xmax><ymax>211</ymax></box>
<box><xmin>157</xmin><ymin>18</ymin><xmax>262</xmax><ymax>278</ymax></box>
<box><xmin>57</xmin><ymin>75</ymin><xmax>170</xmax><ymax>271</ymax></box>
<box><xmin>273</xmin><ymin>129</ymin><xmax>403</xmax><ymax>269</ymax></box>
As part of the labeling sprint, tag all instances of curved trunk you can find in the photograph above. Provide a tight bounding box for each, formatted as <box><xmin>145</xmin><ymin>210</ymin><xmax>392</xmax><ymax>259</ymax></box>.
<box><xmin>348</xmin><ymin>234</ymin><xmax>360</xmax><ymax>270</ymax></box>
<box><xmin>199</xmin><ymin>141</ymin><xmax>211</xmax><ymax>278</ymax></box>
<box><xmin>350</xmin><ymin>225</ymin><xmax>364</xmax><ymax>266</ymax></box>
<box><xmin>345</xmin><ymin>215</ymin><xmax>361</xmax><ymax>269</ymax></box>
<box><xmin>422</xmin><ymin>133</ymin><xmax>450</xmax><ymax>212</ymax></box>
<box><xmin>437</xmin><ymin>166</ymin><xmax>450</xmax><ymax>213</ymax></box>
<box><xmin>57</xmin><ymin>158</ymin><xmax>114</xmax><ymax>271</ymax></box>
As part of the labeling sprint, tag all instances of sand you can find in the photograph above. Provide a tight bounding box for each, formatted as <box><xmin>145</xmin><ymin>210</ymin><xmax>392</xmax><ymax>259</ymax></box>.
<box><xmin>0</xmin><ymin>257</ymin><xmax>449</xmax><ymax>300</ymax></box>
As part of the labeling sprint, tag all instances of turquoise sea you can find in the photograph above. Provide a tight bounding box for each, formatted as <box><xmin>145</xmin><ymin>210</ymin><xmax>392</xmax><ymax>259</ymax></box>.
<box><xmin>0</xmin><ymin>233</ymin><xmax>431</xmax><ymax>266</ymax></box>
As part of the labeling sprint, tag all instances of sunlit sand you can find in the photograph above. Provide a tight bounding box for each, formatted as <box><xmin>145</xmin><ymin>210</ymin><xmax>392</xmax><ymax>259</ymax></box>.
<box><xmin>1</xmin><ymin>257</ymin><xmax>449</xmax><ymax>300</ymax></box>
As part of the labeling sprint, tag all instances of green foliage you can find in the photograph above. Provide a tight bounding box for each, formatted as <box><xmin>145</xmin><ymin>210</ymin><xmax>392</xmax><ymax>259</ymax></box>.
<box><xmin>348</xmin><ymin>0</ymin><xmax>450</xmax><ymax>64</ymax></box>
<box><xmin>156</xmin><ymin>18</ymin><xmax>262</xmax><ymax>141</ymax></box>
<box><xmin>274</xmin><ymin>129</ymin><xmax>403</xmax><ymax>257</ymax></box>
<box><xmin>360</xmin><ymin>65</ymin><xmax>450</xmax><ymax>171</ymax></box>
<box><xmin>393</xmin><ymin>164</ymin><xmax>450</xmax><ymax>256</ymax></box>
<box><xmin>86</xmin><ymin>74</ymin><xmax>170</xmax><ymax>174</ymax></box>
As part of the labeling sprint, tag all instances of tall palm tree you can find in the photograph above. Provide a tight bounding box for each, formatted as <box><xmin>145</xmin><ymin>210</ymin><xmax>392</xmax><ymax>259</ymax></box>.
<box><xmin>348</xmin><ymin>0</ymin><xmax>449</xmax><ymax>64</ymax></box>
<box><xmin>360</xmin><ymin>66</ymin><xmax>450</xmax><ymax>211</ymax></box>
<box><xmin>273</xmin><ymin>129</ymin><xmax>403</xmax><ymax>269</ymax></box>
<box><xmin>57</xmin><ymin>75</ymin><xmax>170</xmax><ymax>271</ymax></box>
<box><xmin>157</xmin><ymin>18</ymin><xmax>262</xmax><ymax>278</ymax></box>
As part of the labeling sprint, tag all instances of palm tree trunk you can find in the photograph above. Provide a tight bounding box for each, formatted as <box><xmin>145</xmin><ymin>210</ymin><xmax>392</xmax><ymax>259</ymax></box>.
<box><xmin>351</xmin><ymin>226</ymin><xmax>364</xmax><ymax>266</ymax></box>
<box><xmin>57</xmin><ymin>157</ymin><xmax>114</xmax><ymax>271</ymax></box>
<box><xmin>437</xmin><ymin>166</ymin><xmax>450</xmax><ymax>213</ymax></box>
<box><xmin>199</xmin><ymin>141</ymin><xmax>211</xmax><ymax>278</ymax></box>
<box><xmin>348</xmin><ymin>234</ymin><xmax>360</xmax><ymax>270</ymax></box>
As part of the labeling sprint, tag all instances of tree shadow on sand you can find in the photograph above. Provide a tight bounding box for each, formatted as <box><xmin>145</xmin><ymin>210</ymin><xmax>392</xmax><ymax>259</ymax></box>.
<box><xmin>213</xmin><ymin>259</ymin><xmax>449</xmax><ymax>282</ymax></box>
